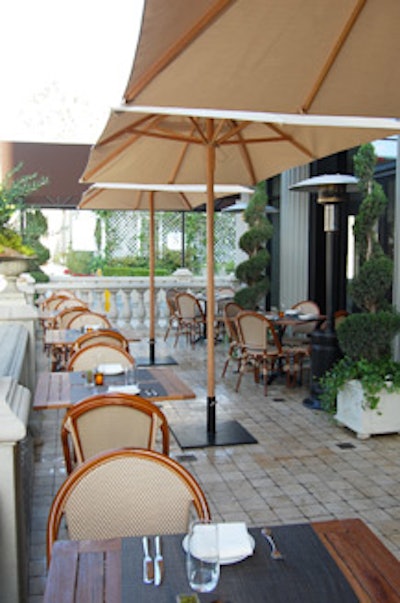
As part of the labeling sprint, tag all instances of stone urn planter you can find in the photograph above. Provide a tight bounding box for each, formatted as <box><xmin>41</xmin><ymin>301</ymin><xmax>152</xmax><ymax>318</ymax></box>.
<box><xmin>0</xmin><ymin>251</ymin><xmax>31</xmax><ymax>302</ymax></box>
<box><xmin>335</xmin><ymin>379</ymin><xmax>400</xmax><ymax>439</ymax></box>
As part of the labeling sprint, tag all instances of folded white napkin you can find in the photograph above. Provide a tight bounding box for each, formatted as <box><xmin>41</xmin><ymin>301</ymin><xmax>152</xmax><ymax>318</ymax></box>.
<box><xmin>107</xmin><ymin>384</ymin><xmax>140</xmax><ymax>395</ymax></box>
<box><xmin>217</xmin><ymin>522</ymin><xmax>254</xmax><ymax>560</ymax></box>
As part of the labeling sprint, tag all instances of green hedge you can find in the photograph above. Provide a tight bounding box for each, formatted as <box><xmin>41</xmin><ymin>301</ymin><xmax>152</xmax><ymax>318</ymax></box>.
<box><xmin>102</xmin><ymin>265</ymin><xmax>169</xmax><ymax>277</ymax></box>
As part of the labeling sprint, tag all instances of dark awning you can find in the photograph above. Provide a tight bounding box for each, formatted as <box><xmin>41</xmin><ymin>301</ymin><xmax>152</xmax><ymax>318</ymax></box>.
<box><xmin>0</xmin><ymin>141</ymin><xmax>90</xmax><ymax>209</ymax></box>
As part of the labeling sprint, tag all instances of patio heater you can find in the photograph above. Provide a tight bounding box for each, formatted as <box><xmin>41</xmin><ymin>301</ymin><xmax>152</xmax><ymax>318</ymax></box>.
<box><xmin>290</xmin><ymin>174</ymin><xmax>358</xmax><ymax>409</ymax></box>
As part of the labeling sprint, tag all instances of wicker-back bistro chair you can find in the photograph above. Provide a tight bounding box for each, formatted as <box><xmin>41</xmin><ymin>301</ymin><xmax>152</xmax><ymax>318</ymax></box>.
<box><xmin>52</xmin><ymin>306</ymin><xmax>88</xmax><ymax>329</ymax></box>
<box><xmin>67</xmin><ymin>343</ymin><xmax>135</xmax><ymax>372</ymax></box>
<box><xmin>61</xmin><ymin>393</ymin><xmax>170</xmax><ymax>474</ymax></box>
<box><xmin>54</xmin><ymin>297</ymin><xmax>87</xmax><ymax>311</ymax></box>
<box><xmin>72</xmin><ymin>329</ymin><xmax>129</xmax><ymax>354</ymax></box>
<box><xmin>164</xmin><ymin>287</ymin><xmax>180</xmax><ymax>341</ymax></box>
<box><xmin>47</xmin><ymin>448</ymin><xmax>211</xmax><ymax>563</ymax></box>
<box><xmin>174</xmin><ymin>291</ymin><xmax>206</xmax><ymax>348</ymax></box>
<box><xmin>235</xmin><ymin>311</ymin><xmax>284</xmax><ymax>396</ymax></box>
<box><xmin>221</xmin><ymin>301</ymin><xmax>243</xmax><ymax>378</ymax></box>
<box><xmin>67</xmin><ymin>311</ymin><xmax>112</xmax><ymax>330</ymax></box>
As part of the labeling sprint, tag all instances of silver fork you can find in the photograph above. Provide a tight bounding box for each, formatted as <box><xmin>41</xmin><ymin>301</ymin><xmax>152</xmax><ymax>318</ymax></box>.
<box><xmin>261</xmin><ymin>527</ymin><xmax>284</xmax><ymax>560</ymax></box>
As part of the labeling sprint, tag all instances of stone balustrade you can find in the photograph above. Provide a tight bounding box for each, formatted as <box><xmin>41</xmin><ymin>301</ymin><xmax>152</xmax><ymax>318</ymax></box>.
<box><xmin>32</xmin><ymin>273</ymin><xmax>238</xmax><ymax>334</ymax></box>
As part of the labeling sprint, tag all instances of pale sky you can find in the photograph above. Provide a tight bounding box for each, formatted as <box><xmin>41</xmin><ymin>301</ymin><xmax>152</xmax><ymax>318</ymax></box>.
<box><xmin>0</xmin><ymin>0</ymin><xmax>145</xmax><ymax>143</ymax></box>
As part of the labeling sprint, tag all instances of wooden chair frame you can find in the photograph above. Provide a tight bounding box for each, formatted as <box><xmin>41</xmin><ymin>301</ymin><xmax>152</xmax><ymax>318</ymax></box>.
<box><xmin>235</xmin><ymin>311</ymin><xmax>283</xmax><ymax>396</ymax></box>
<box><xmin>174</xmin><ymin>292</ymin><xmax>206</xmax><ymax>348</ymax></box>
<box><xmin>61</xmin><ymin>393</ymin><xmax>170</xmax><ymax>473</ymax></box>
<box><xmin>67</xmin><ymin>342</ymin><xmax>135</xmax><ymax>371</ymax></box>
<box><xmin>47</xmin><ymin>448</ymin><xmax>211</xmax><ymax>563</ymax></box>
<box><xmin>67</xmin><ymin>311</ymin><xmax>111</xmax><ymax>330</ymax></box>
<box><xmin>221</xmin><ymin>302</ymin><xmax>243</xmax><ymax>377</ymax></box>
<box><xmin>72</xmin><ymin>329</ymin><xmax>129</xmax><ymax>354</ymax></box>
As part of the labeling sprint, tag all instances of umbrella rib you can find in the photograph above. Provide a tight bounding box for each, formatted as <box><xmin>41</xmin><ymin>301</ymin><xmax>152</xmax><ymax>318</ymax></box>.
<box><xmin>124</xmin><ymin>0</ymin><xmax>234</xmax><ymax>102</ymax></box>
<box><xmin>266</xmin><ymin>123</ymin><xmax>316</xmax><ymax>160</ymax></box>
<box><xmin>236</xmin><ymin>134</ymin><xmax>257</xmax><ymax>184</ymax></box>
<box><xmin>168</xmin><ymin>122</ymin><xmax>198</xmax><ymax>183</ymax></box>
<box><xmin>98</xmin><ymin>113</ymin><xmax>163</xmax><ymax>147</ymax></box>
<box><xmin>300</xmin><ymin>0</ymin><xmax>367</xmax><ymax>114</ymax></box>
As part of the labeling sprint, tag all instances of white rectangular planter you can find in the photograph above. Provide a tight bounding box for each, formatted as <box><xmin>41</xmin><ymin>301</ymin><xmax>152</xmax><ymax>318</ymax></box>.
<box><xmin>335</xmin><ymin>379</ymin><xmax>400</xmax><ymax>439</ymax></box>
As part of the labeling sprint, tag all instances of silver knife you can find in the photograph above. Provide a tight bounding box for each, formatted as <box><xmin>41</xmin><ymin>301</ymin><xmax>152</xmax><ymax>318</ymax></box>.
<box><xmin>154</xmin><ymin>535</ymin><xmax>164</xmax><ymax>586</ymax></box>
<box><xmin>142</xmin><ymin>536</ymin><xmax>154</xmax><ymax>584</ymax></box>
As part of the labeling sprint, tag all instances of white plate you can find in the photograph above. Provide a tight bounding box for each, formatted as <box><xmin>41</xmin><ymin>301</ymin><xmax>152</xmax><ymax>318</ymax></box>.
<box><xmin>182</xmin><ymin>533</ymin><xmax>255</xmax><ymax>565</ymax></box>
<box><xmin>298</xmin><ymin>313</ymin><xmax>317</xmax><ymax>320</ymax></box>
<box><xmin>285</xmin><ymin>309</ymin><xmax>299</xmax><ymax>316</ymax></box>
<box><xmin>97</xmin><ymin>363</ymin><xmax>124</xmax><ymax>375</ymax></box>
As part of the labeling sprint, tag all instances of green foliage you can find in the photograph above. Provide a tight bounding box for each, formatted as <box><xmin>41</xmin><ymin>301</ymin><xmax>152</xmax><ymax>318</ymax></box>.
<box><xmin>29</xmin><ymin>268</ymin><xmax>50</xmax><ymax>283</ymax></box>
<box><xmin>234</xmin><ymin>183</ymin><xmax>273</xmax><ymax>309</ymax></box>
<box><xmin>337</xmin><ymin>311</ymin><xmax>400</xmax><ymax>362</ymax></box>
<box><xmin>66</xmin><ymin>250</ymin><xmax>95</xmax><ymax>275</ymax></box>
<box><xmin>102</xmin><ymin>265</ymin><xmax>169</xmax><ymax>277</ymax></box>
<box><xmin>0</xmin><ymin>163</ymin><xmax>48</xmax><ymax>230</ymax></box>
<box><xmin>353</xmin><ymin>142</ymin><xmax>388</xmax><ymax>264</ymax></box>
<box><xmin>320</xmin><ymin>144</ymin><xmax>400</xmax><ymax>412</ymax></box>
<box><xmin>349</xmin><ymin>253</ymin><xmax>393</xmax><ymax>312</ymax></box>
<box><xmin>23</xmin><ymin>209</ymin><xmax>50</xmax><ymax>268</ymax></box>
<box><xmin>0</xmin><ymin>228</ymin><xmax>35</xmax><ymax>256</ymax></box>
<box><xmin>320</xmin><ymin>356</ymin><xmax>400</xmax><ymax>412</ymax></box>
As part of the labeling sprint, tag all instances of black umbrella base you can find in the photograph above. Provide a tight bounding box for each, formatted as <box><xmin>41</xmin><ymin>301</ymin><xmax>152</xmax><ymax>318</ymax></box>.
<box><xmin>171</xmin><ymin>420</ymin><xmax>257</xmax><ymax>449</ymax></box>
<box><xmin>303</xmin><ymin>396</ymin><xmax>324</xmax><ymax>411</ymax></box>
<box><xmin>136</xmin><ymin>355</ymin><xmax>178</xmax><ymax>366</ymax></box>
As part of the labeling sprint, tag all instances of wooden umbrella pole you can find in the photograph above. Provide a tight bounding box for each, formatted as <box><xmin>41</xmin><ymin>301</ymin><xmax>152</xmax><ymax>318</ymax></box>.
<box><xmin>206</xmin><ymin>119</ymin><xmax>216</xmax><ymax>433</ymax></box>
<box><xmin>149</xmin><ymin>191</ymin><xmax>156</xmax><ymax>364</ymax></box>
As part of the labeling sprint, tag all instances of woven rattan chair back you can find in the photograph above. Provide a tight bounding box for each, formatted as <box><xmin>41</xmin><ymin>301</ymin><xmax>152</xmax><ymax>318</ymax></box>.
<box><xmin>41</xmin><ymin>295</ymin><xmax>69</xmax><ymax>311</ymax></box>
<box><xmin>72</xmin><ymin>330</ymin><xmax>129</xmax><ymax>354</ymax></box>
<box><xmin>54</xmin><ymin>306</ymin><xmax>88</xmax><ymax>329</ymax></box>
<box><xmin>164</xmin><ymin>288</ymin><xmax>180</xmax><ymax>341</ymax></box>
<box><xmin>174</xmin><ymin>292</ymin><xmax>205</xmax><ymax>347</ymax></box>
<box><xmin>67</xmin><ymin>311</ymin><xmax>111</xmax><ymax>330</ymax></box>
<box><xmin>291</xmin><ymin>300</ymin><xmax>320</xmax><ymax>335</ymax></box>
<box><xmin>221</xmin><ymin>302</ymin><xmax>243</xmax><ymax>378</ymax></box>
<box><xmin>175</xmin><ymin>292</ymin><xmax>204</xmax><ymax>320</ymax></box>
<box><xmin>235</xmin><ymin>311</ymin><xmax>282</xmax><ymax>396</ymax></box>
<box><xmin>54</xmin><ymin>297</ymin><xmax>87</xmax><ymax>311</ymax></box>
<box><xmin>236</xmin><ymin>311</ymin><xmax>281</xmax><ymax>351</ymax></box>
<box><xmin>47</xmin><ymin>448</ymin><xmax>211</xmax><ymax>563</ymax></box>
<box><xmin>61</xmin><ymin>393</ymin><xmax>170</xmax><ymax>473</ymax></box>
<box><xmin>67</xmin><ymin>343</ymin><xmax>135</xmax><ymax>371</ymax></box>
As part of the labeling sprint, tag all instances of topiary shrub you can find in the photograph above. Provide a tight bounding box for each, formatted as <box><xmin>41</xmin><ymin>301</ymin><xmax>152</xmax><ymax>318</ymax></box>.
<box><xmin>234</xmin><ymin>183</ymin><xmax>273</xmax><ymax>309</ymax></box>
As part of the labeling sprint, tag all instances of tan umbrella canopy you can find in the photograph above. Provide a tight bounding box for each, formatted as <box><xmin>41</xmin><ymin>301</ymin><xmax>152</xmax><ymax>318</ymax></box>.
<box><xmin>125</xmin><ymin>0</ymin><xmax>400</xmax><ymax>119</ymax></box>
<box><xmin>80</xmin><ymin>105</ymin><xmax>400</xmax><ymax>447</ymax></box>
<box><xmin>79</xmin><ymin>183</ymin><xmax>251</xmax><ymax>366</ymax></box>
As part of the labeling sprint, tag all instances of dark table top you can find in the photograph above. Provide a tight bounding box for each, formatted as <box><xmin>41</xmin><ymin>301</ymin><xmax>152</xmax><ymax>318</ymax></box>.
<box><xmin>43</xmin><ymin>519</ymin><xmax>400</xmax><ymax>603</ymax></box>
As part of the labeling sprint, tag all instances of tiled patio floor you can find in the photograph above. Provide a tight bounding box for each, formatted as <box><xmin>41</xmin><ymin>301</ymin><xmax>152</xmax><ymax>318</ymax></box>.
<box><xmin>29</xmin><ymin>327</ymin><xmax>400</xmax><ymax>601</ymax></box>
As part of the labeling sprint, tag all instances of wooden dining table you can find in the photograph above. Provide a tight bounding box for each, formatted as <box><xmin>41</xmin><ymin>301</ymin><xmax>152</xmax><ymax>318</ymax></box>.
<box><xmin>44</xmin><ymin>326</ymin><xmax>141</xmax><ymax>370</ymax></box>
<box><xmin>33</xmin><ymin>365</ymin><xmax>195</xmax><ymax>410</ymax></box>
<box><xmin>43</xmin><ymin>518</ymin><xmax>400</xmax><ymax>602</ymax></box>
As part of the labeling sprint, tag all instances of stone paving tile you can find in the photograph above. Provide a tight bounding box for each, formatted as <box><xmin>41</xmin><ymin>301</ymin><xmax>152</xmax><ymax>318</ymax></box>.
<box><xmin>29</xmin><ymin>329</ymin><xmax>400</xmax><ymax>602</ymax></box>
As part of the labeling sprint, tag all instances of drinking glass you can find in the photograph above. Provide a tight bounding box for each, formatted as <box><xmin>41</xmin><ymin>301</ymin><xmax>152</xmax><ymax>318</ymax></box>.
<box><xmin>124</xmin><ymin>363</ymin><xmax>137</xmax><ymax>385</ymax></box>
<box><xmin>186</xmin><ymin>520</ymin><xmax>219</xmax><ymax>593</ymax></box>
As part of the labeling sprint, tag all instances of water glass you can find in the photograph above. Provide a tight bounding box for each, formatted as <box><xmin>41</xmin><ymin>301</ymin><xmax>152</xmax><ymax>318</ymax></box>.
<box><xmin>186</xmin><ymin>520</ymin><xmax>219</xmax><ymax>593</ymax></box>
<box><xmin>124</xmin><ymin>364</ymin><xmax>137</xmax><ymax>385</ymax></box>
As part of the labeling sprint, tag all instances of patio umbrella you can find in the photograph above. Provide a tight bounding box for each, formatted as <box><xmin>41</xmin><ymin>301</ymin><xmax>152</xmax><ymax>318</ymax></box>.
<box><xmin>79</xmin><ymin>183</ymin><xmax>251</xmax><ymax>366</ymax></box>
<box><xmin>80</xmin><ymin>105</ymin><xmax>400</xmax><ymax>447</ymax></box>
<box><xmin>125</xmin><ymin>0</ymin><xmax>400</xmax><ymax>120</ymax></box>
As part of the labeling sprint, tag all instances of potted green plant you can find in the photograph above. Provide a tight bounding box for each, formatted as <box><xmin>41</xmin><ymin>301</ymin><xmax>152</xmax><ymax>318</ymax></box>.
<box><xmin>0</xmin><ymin>163</ymin><xmax>49</xmax><ymax>291</ymax></box>
<box><xmin>320</xmin><ymin>144</ymin><xmax>400</xmax><ymax>438</ymax></box>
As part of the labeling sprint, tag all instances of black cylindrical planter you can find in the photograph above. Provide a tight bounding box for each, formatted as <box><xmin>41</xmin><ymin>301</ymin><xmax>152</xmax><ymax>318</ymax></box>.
<box><xmin>303</xmin><ymin>329</ymin><xmax>342</xmax><ymax>409</ymax></box>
